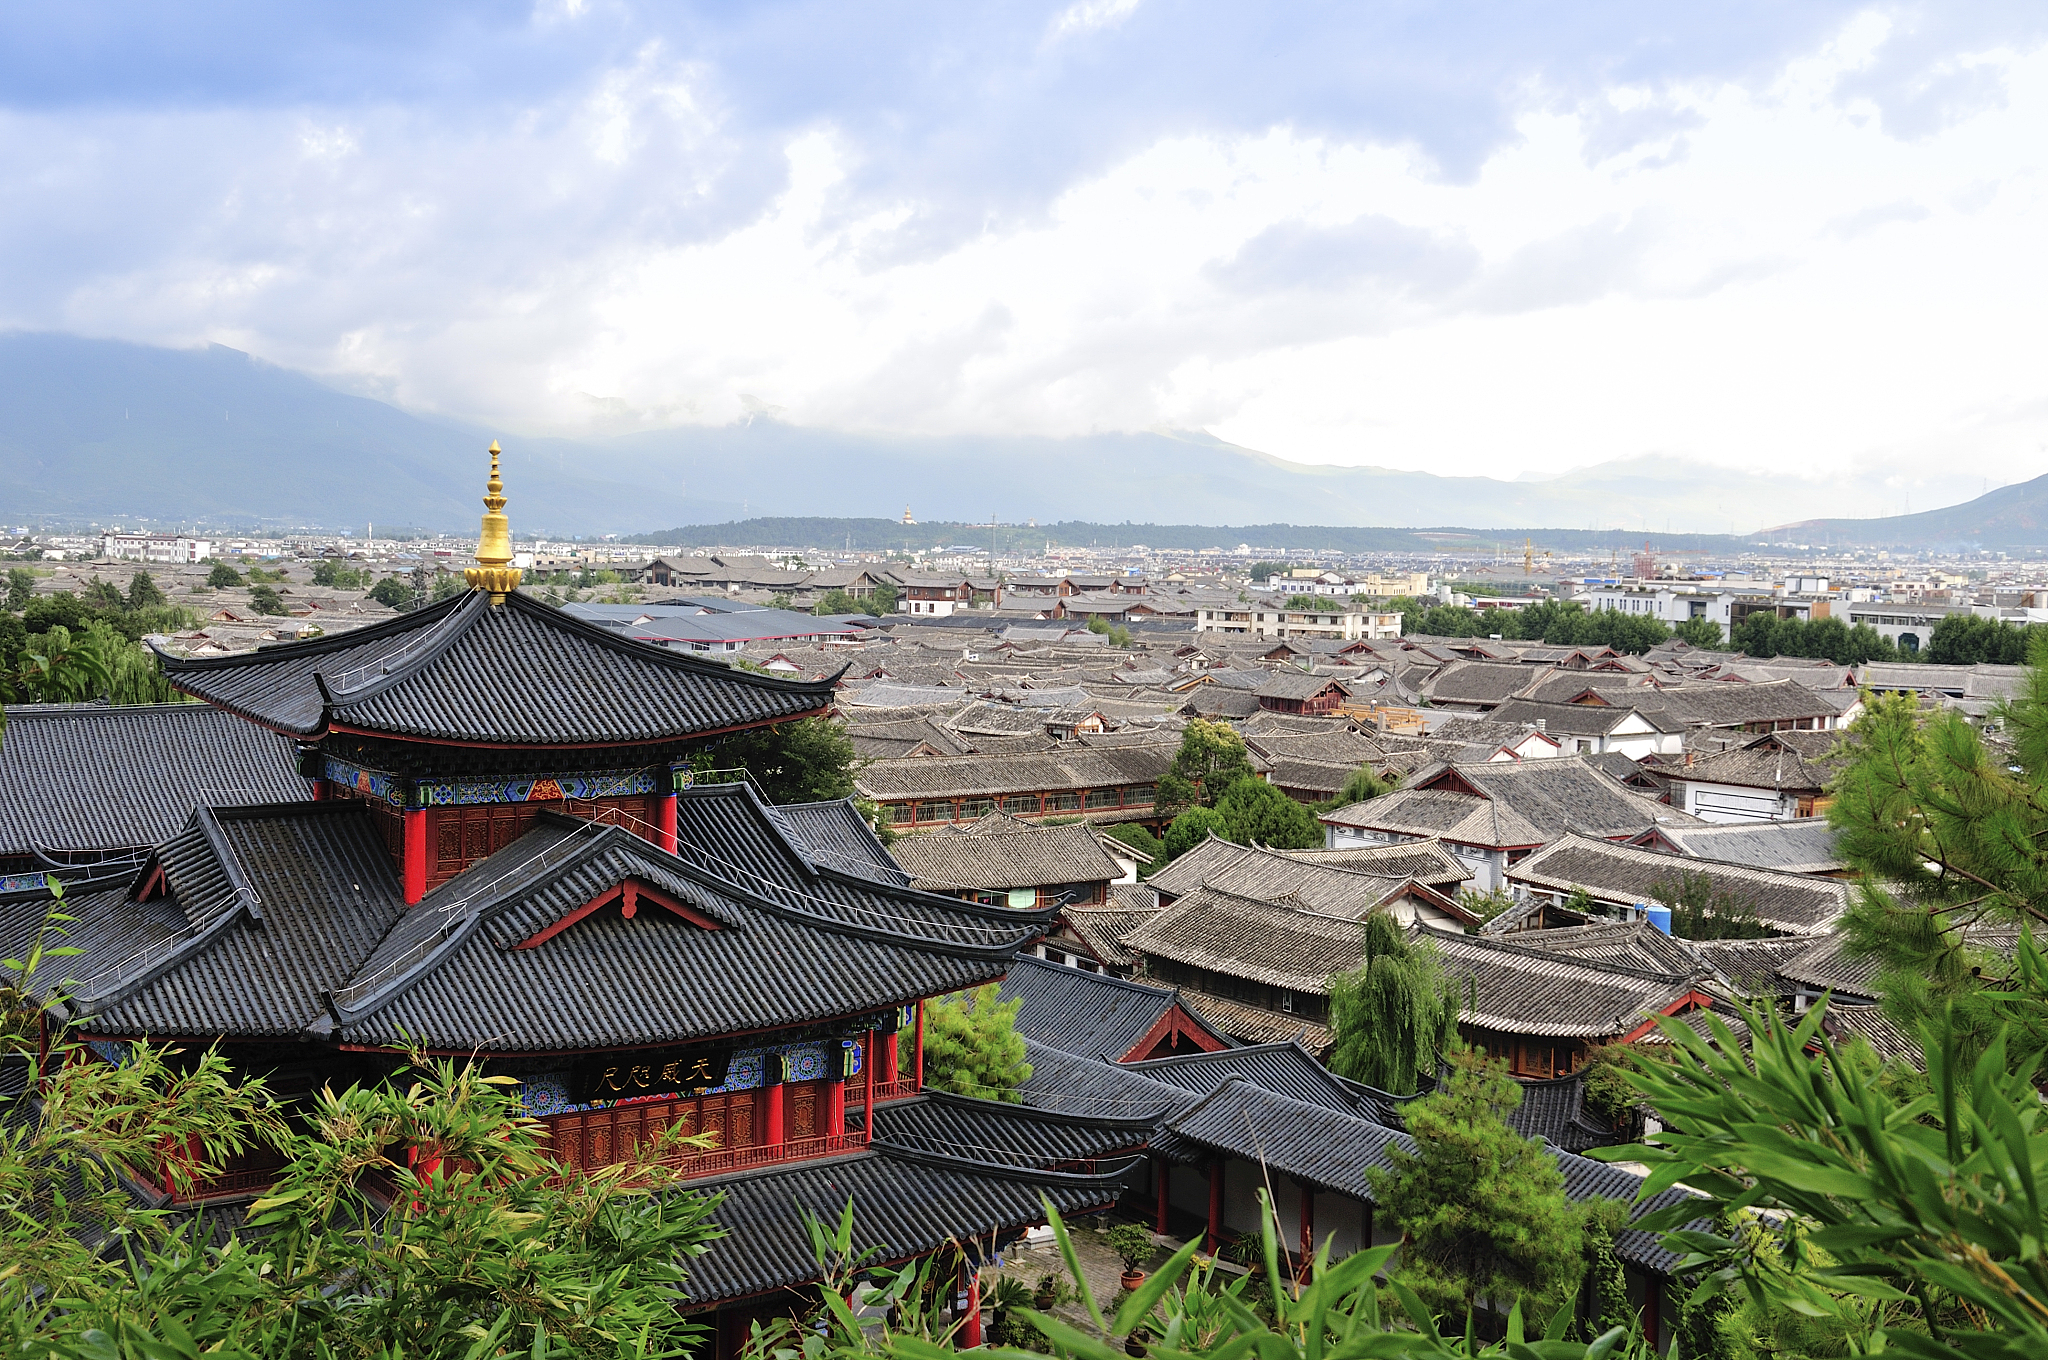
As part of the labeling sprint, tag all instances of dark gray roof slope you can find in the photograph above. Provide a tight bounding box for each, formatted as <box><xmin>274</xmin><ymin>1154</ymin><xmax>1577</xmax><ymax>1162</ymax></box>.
<box><xmin>1126</xmin><ymin>1041</ymin><xmax>1360</xmax><ymax>1113</ymax></box>
<box><xmin>685</xmin><ymin>1146</ymin><xmax>1126</xmax><ymax>1304</ymax></box>
<box><xmin>1430</xmin><ymin>929</ymin><xmax>1702</xmax><ymax>1039</ymax></box>
<box><xmin>867</xmin><ymin>1091</ymin><xmax>1155</xmax><ymax>1169</ymax></box>
<box><xmin>1643</xmin><ymin>820</ymin><xmax>1844</xmax><ymax>873</ymax></box>
<box><xmin>0</xmin><ymin>703</ymin><xmax>303</xmax><ymax>858</ymax></box>
<box><xmin>156</xmin><ymin>589</ymin><xmax>837</xmax><ymax>745</ymax></box>
<box><xmin>999</xmin><ymin>955</ymin><xmax>1223</xmax><ymax>1060</ymax></box>
<box><xmin>44</xmin><ymin>783</ymin><xmax>1048</xmax><ymax>1051</ymax></box>
<box><xmin>1017</xmin><ymin>1037</ymin><xmax>1197</xmax><ymax>1121</ymax></box>
<box><xmin>1508</xmin><ymin>834</ymin><xmax>1846</xmax><ymax>935</ymax></box>
<box><xmin>768</xmin><ymin>799</ymin><xmax>911</xmax><ymax>887</ymax></box>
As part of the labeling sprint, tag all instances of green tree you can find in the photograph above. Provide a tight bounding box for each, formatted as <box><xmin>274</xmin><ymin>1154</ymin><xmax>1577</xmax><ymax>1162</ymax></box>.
<box><xmin>1925</xmin><ymin>612</ymin><xmax>2041</xmax><ymax>665</ymax></box>
<box><xmin>367</xmin><ymin>575</ymin><xmax>415</xmax><ymax>610</ymax></box>
<box><xmin>1163</xmin><ymin>806</ymin><xmax>1227</xmax><ymax>859</ymax></box>
<box><xmin>1367</xmin><ymin>1046</ymin><xmax>1590</xmax><ymax>1323</ymax></box>
<box><xmin>1602</xmin><ymin>966</ymin><xmax>2048</xmax><ymax>1357</ymax></box>
<box><xmin>429</xmin><ymin>572</ymin><xmax>466</xmax><ymax>603</ymax></box>
<box><xmin>1648</xmin><ymin>870</ymin><xmax>1771</xmax><ymax>941</ymax></box>
<box><xmin>707</xmin><ymin>716</ymin><xmax>858</xmax><ymax>803</ymax></box>
<box><xmin>205</xmin><ymin>561</ymin><xmax>244</xmax><ymax>588</ymax></box>
<box><xmin>1332</xmin><ymin>764</ymin><xmax>1397</xmax><ymax>806</ymax></box>
<box><xmin>1156</xmin><ymin>718</ymin><xmax>1256</xmax><ymax>816</ymax></box>
<box><xmin>868</xmin><ymin>581</ymin><xmax>899</xmax><ymax>614</ymax></box>
<box><xmin>1215</xmin><ymin>777</ymin><xmax>1324</xmax><ymax>849</ymax></box>
<box><xmin>125</xmin><ymin>570</ymin><xmax>165</xmax><ymax>610</ymax></box>
<box><xmin>12</xmin><ymin>625</ymin><xmax>112</xmax><ymax>702</ymax></box>
<box><xmin>815</xmin><ymin>588</ymin><xmax>862</xmax><ymax>616</ymax></box>
<box><xmin>311</xmin><ymin>558</ymin><xmax>369</xmax><ymax>589</ymax></box>
<box><xmin>769</xmin><ymin>592</ymin><xmax>795</xmax><ymax>610</ymax></box>
<box><xmin>1826</xmin><ymin>660</ymin><xmax>2048</xmax><ymax>1060</ymax></box>
<box><xmin>81</xmin><ymin>575</ymin><xmax>124</xmax><ymax>609</ymax></box>
<box><xmin>902</xmin><ymin>982</ymin><xmax>1030</xmax><ymax>1102</ymax></box>
<box><xmin>247</xmin><ymin>583</ymin><xmax>288</xmax><ymax>616</ymax></box>
<box><xmin>1326</xmin><ymin>914</ymin><xmax>1458</xmax><ymax>1096</ymax></box>
<box><xmin>5</xmin><ymin>567</ymin><xmax>33</xmax><ymax>610</ymax></box>
<box><xmin>1672</xmin><ymin>615</ymin><xmax>1723</xmax><ymax>648</ymax></box>
<box><xmin>1284</xmin><ymin>594</ymin><xmax>1323</xmax><ymax>610</ymax></box>
<box><xmin>1101</xmin><ymin>822</ymin><xmax>1165</xmax><ymax>876</ymax></box>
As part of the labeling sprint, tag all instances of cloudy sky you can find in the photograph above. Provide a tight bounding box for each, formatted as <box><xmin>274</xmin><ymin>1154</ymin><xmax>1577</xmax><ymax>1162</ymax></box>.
<box><xmin>2</xmin><ymin>1</ymin><xmax>2045</xmax><ymax>495</ymax></box>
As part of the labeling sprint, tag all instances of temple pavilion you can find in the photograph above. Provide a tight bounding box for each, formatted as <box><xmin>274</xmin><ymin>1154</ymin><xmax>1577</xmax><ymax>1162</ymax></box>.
<box><xmin>0</xmin><ymin>447</ymin><xmax>1132</xmax><ymax>1349</ymax></box>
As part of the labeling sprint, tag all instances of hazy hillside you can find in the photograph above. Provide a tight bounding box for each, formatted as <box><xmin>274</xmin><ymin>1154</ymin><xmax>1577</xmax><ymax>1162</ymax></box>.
<box><xmin>1764</xmin><ymin>473</ymin><xmax>2048</xmax><ymax>550</ymax></box>
<box><xmin>0</xmin><ymin>332</ymin><xmax>2029</xmax><ymax>542</ymax></box>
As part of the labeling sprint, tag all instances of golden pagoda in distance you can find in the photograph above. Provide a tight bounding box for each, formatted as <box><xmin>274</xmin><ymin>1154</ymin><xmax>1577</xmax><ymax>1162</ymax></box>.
<box><xmin>463</xmin><ymin>441</ymin><xmax>523</xmax><ymax>603</ymax></box>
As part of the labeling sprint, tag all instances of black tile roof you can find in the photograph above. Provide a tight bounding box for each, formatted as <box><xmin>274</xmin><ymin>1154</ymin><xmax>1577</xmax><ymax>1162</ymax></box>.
<box><xmin>1507</xmin><ymin>834</ymin><xmax>1847</xmax><ymax>935</ymax></box>
<box><xmin>999</xmin><ymin>955</ymin><xmax>1214</xmax><ymax>1061</ymax></box>
<box><xmin>1125</xmin><ymin>1041</ymin><xmax>1362</xmax><ymax>1113</ymax></box>
<box><xmin>1017</xmin><ymin>1038</ymin><xmax>1197</xmax><ymax>1121</ymax></box>
<box><xmin>0</xmin><ymin>703</ymin><xmax>304</xmax><ymax>859</ymax></box>
<box><xmin>30</xmin><ymin>783</ymin><xmax>1051</xmax><ymax>1051</ymax></box>
<box><xmin>866</xmin><ymin>1091</ymin><xmax>1156</xmax><ymax>1170</ymax></box>
<box><xmin>684</xmin><ymin>1145</ymin><xmax>1129</xmax><ymax>1304</ymax></box>
<box><xmin>156</xmin><ymin>590</ymin><xmax>838</xmax><ymax>746</ymax></box>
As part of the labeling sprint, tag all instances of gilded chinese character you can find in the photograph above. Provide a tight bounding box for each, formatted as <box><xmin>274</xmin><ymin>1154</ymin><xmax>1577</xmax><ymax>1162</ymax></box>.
<box><xmin>630</xmin><ymin>1064</ymin><xmax>652</xmax><ymax>1088</ymax></box>
<box><xmin>599</xmin><ymin>1066</ymin><xmax>624</xmax><ymax>1092</ymax></box>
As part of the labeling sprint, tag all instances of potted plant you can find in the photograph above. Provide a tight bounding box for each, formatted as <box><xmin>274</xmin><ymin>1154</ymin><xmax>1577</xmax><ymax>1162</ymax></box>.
<box><xmin>1106</xmin><ymin>1223</ymin><xmax>1156</xmax><ymax>1292</ymax></box>
<box><xmin>1223</xmin><ymin>1235</ymin><xmax>1263</xmax><ymax>1279</ymax></box>
<box><xmin>1125</xmin><ymin>1322</ymin><xmax>1156</xmax><ymax>1357</ymax></box>
<box><xmin>1032</xmin><ymin>1272</ymin><xmax>1060</xmax><ymax>1311</ymax></box>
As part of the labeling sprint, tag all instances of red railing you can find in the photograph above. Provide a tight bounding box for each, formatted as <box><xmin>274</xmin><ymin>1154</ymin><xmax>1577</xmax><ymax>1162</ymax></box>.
<box><xmin>848</xmin><ymin>1077</ymin><xmax>921</xmax><ymax>1107</ymax></box>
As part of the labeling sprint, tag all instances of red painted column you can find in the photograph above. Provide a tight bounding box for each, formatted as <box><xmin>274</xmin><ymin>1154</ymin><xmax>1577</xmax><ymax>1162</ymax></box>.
<box><xmin>763</xmin><ymin>1058</ymin><xmax>786</xmax><ymax>1146</ymax></box>
<box><xmin>913</xmin><ymin>1000</ymin><xmax>926</xmax><ymax>1089</ymax></box>
<box><xmin>962</xmin><ymin>1269</ymin><xmax>983</xmax><ymax>1348</ymax></box>
<box><xmin>1155</xmin><ymin>1156</ymin><xmax>1170</xmax><ymax>1234</ymax></box>
<box><xmin>1206</xmin><ymin>1160</ymin><xmax>1223</xmax><ymax>1253</ymax></box>
<box><xmin>880</xmin><ymin>1017</ymin><xmax>900</xmax><ymax>1083</ymax></box>
<box><xmin>863</xmin><ymin>1029</ymin><xmax>878</xmax><ymax>1114</ymax></box>
<box><xmin>311</xmin><ymin>778</ymin><xmax>327</xmax><ymax>801</ymax></box>
<box><xmin>402</xmin><ymin>808</ymin><xmax>428</xmax><ymax>905</ymax></box>
<box><xmin>826</xmin><ymin>1075</ymin><xmax>846</xmax><ymax>1137</ymax></box>
<box><xmin>1644</xmin><ymin>1283</ymin><xmax>1660</xmax><ymax>1351</ymax></box>
<box><xmin>656</xmin><ymin>790</ymin><xmax>678</xmax><ymax>853</ymax></box>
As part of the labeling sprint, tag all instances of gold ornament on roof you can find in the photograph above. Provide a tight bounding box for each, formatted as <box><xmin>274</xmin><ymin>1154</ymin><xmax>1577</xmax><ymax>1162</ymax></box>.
<box><xmin>464</xmin><ymin>442</ymin><xmax>523</xmax><ymax>603</ymax></box>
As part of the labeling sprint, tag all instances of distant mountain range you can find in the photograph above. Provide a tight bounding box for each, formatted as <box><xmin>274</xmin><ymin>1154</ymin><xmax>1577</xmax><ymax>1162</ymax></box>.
<box><xmin>0</xmin><ymin>331</ymin><xmax>2037</xmax><ymax>546</ymax></box>
<box><xmin>1762</xmin><ymin>474</ymin><xmax>2048</xmax><ymax>550</ymax></box>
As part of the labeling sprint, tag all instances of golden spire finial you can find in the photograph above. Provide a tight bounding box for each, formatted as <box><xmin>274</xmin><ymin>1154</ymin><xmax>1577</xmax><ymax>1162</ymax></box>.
<box><xmin>464</xmin><ymin>440</ymin><xmax>523</xmax><ymax>604</ymax></box>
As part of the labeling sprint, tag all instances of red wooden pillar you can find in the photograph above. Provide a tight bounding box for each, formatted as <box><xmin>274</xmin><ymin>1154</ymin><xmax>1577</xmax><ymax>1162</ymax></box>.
<box><xmin>863</xmin><ymin>1029</ymin><xmax>878</xmax><ymax>1116</ymax></box>
<box><xmin>311</xmin><ymin>778</ymin><xmax>327</xmax><ymax>801</ymax></box>
<box><xmin>656</xmin><ymin>790</ymin><xmax>678</xmax><ymax>853</ymax></box>
<box><xmin>913</xmin><ymin>1001</ymin><xmax>925</xmax><ymax>1089</ymax></box>
<box><xmin>763</xmin><ymin>1057</ymin><xmax>786</xmax><ymax>1146</ymax></box>
<box><xmin>1154</xmin><ymin>1155</ymin><xmax>1170</xmax><ymax>1234</ymax></box>
<box><xmin>825</xmin><ymin>1074</ymin><xmax>846</xmax><ymax>1137</ymax></box>
<box><xmin>402</xmin><ymin>807</ymin><xmax>428</xmax><ymax>905</ymax></box>
<box><xmin>880</xmin><ymin>1017</ymin><xmax>900</xmax><ymax>1083</ymax></box>
<box><xmin>1296</xmin><ymin>1180</ymin><xmax>1314</xmax><ymax>1282</ymax></box>
<box><xmin>1644</xmin><ymin>1282</ymin><xmax>1660</xmax><ymax>1351</ymax></box>
<box><xmin>1206</xmin><ymin>1160</ymin><xmax>1223</xmax><ymax>1253</ymax></box>
<box><xmin>962</xmin><ymin>1268</ymin><xmax>983</xmax><ymax>1348</ymax></box>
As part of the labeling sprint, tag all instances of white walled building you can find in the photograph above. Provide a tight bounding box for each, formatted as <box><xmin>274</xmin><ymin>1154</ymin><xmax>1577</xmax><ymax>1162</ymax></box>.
<box><xmin>100</xmin><ymin>534</ymin><xmax>213</xmax><ymax>564</ymax></box>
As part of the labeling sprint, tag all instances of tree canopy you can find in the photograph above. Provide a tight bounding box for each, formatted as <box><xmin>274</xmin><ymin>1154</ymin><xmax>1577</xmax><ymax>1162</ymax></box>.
<box><xmin>904</xmin><ymin>983</ymin><xmax>1031</xmax><ymax>1102</ymax></box>
<box><xmin>1368</xmin><ymin>1045</ymin><xmax>1591</xmax><ymax>1322</ymax></box>
<box><xmin>1156</xmin><ymin>718</ymin><xmax>1256</xmax><ymax>816</ymax></box>
<box><xmin>1326</xmin><ymin>914</ymin><xmax>1457</xmax><ymax>1096</ymax></box>
<box><xmin>701</xmin><ymin>716</ymin><xmax>858</xmax><ymax>804</ymax></box>
<box><xmin>1215</xmin><ymin>777</ymin><xmax>1324</xmax><ymax>849</ymax></box>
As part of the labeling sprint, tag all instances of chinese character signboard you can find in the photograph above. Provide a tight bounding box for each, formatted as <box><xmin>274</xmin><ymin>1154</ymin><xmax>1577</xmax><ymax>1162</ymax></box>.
<box><xmin>576</xmin><ymin>1047</ymin><xmax>732</xmax><ymax>1104</ymax></box>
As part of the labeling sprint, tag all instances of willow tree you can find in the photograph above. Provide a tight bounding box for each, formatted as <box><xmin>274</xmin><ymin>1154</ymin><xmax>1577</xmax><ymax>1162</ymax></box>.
<box><xmin>1325</xmin><ymin>914</ymin><xmax>1458</xmax><ymax>1096</ymax></box>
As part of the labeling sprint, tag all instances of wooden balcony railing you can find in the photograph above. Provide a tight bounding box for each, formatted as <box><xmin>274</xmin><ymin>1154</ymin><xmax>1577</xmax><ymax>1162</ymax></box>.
<box><xmin>847</xmin><ymin>1077</ymin><xmax>921</xmax><ymax>1108</ymax></box>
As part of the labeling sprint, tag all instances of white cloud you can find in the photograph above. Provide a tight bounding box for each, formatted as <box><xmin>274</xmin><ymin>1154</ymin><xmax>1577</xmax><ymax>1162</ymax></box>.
<box><xmin>3</xmin><ymin>11</ymin><xmax>2046</xmax><ymax>492</ymax></box>
<box><xmin>1048</xmin><ymin>0</ymin><xmax>1144</xmax><ymax>41</ymax></box>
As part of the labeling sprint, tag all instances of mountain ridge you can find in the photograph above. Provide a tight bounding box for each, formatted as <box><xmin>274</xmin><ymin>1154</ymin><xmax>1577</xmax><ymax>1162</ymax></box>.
<box><xmin>0</xmin><ymin>331</ymin><xmax>2032</xmax><ymax>544</ymax></box>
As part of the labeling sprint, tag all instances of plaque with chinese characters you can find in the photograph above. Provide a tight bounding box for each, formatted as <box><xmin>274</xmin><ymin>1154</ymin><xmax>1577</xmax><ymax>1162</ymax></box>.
<box><xmin>576</xmin><ymin>1047</ymin><xmax>732</xmax><ymax>1104</ymax></box>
